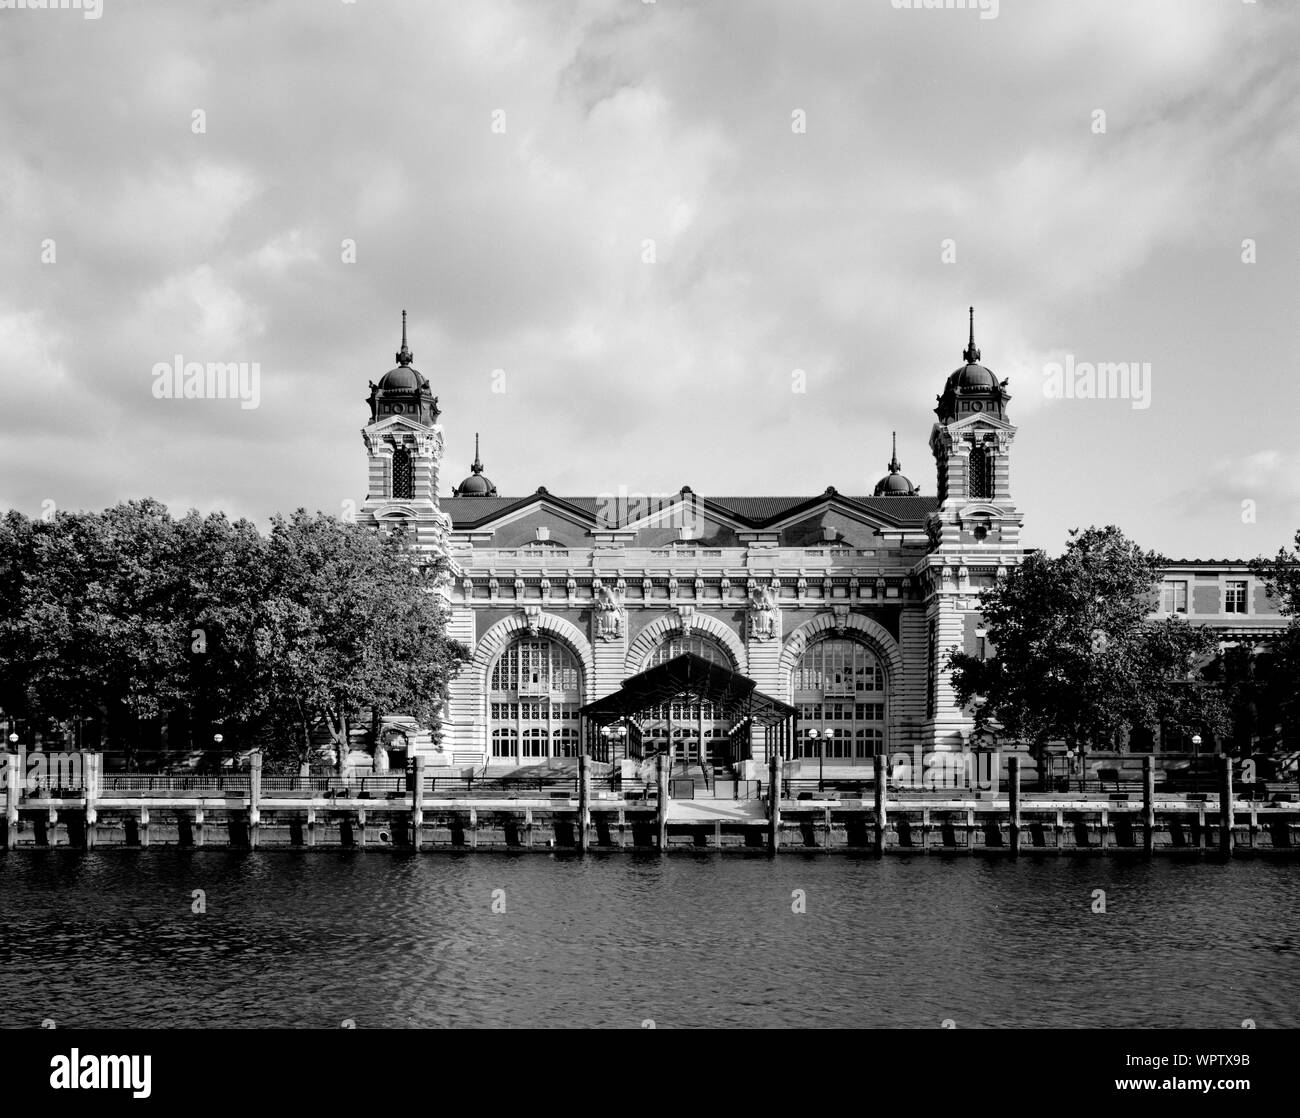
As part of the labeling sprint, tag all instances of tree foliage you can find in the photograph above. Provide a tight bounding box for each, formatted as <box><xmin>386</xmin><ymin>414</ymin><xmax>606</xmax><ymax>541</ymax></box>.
<box><xmin>948</xmin><ymin>525</ymin><xmax>1228</xmax><ymax>754</ymax></box>
<box><xmin>0</xmin><ymin>502</ymin><xmax>469</xmax><ymax>765</ymax></box>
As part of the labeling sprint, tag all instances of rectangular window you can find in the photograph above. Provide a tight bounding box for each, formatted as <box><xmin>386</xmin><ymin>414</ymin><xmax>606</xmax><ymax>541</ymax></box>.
<box><xmin>1161</xmin><ymin>580</ymin><xmax>1188</xmax><ymax>614</ymax></box>
<box><xmin>926</xmin><ymin>620</ymin><xmax>937</xmax><ymax>719</ymax></box>
<box><xmin>1224</xmin><ymin>580</ymin><xmax>1248</xmax><ymax>614</ymax></box>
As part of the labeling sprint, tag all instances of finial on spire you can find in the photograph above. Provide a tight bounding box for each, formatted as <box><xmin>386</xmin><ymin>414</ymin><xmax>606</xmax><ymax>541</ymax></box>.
<box><xmin>470</xmin><ymin>432</ymin><xmax>484</xmax><ymax>475</ymax></box>
<box><xmin>888</xmin><ymin>431</ymin><xmax>901</xmax><ymax>474</ymax></box>
<box><xmin>396</xmin><ymin>309</ymin><xmax>414</xmax><ymax>366</ymax></box>
<box><xmin>963</xmin><ymin>305</ymin><xmax>981</xmax><ymax>364</ymax></box>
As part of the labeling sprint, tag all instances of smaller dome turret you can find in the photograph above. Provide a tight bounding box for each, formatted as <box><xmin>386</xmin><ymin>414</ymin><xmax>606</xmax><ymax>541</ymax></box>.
<box><xmin>873</xmin><ymin>432</ymin><xmax>918</xmax><ymax>496</ymax></box>
<box><xmin>452</xmin><ymin>433</ymin><xmax>498</xmax><ymax>497</ymax></box>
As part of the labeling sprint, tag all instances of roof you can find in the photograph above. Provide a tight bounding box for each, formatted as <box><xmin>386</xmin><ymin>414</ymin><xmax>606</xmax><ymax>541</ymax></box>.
<box><xmin>579</xmin><ymin>653</ymin><xmax>796</xmax><ymax>727</ymax></box>
<box><xmin>442</xmin><ymin>490</ymin><xmax>940</xmax><ymax>530</ymax></box>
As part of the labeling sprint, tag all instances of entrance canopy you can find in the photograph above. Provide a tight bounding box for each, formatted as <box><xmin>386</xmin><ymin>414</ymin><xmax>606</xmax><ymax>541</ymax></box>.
<box><xmin>579</xmin><ymin>653</ymin><xmax>796</xmax><ymax>728</ymax></box>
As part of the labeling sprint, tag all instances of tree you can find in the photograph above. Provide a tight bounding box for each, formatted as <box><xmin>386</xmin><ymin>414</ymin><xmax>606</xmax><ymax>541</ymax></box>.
<box><xmin>0</xmin><ymin>501</ymin><xmax>469</xmax><ymax>769</ymax></box>
<box><xmin>948</xmin><ymin>526</ymin><xmax>1228</xmax><ymax>766</ymax></box>
<box><xmin>1250</xmin><ymin>529</ymin><xmax>1300</xmax><ymax>743</ymax></box>
<box><xmin>250</xmin><ymin>511</ymin><xmax>469</xmax><ymax>768</ymax></box>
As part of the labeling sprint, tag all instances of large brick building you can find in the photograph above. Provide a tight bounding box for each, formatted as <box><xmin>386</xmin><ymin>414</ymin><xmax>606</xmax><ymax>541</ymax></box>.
<box><xmin>359</xmin><ymin>310</ymin><xmax>1287</xmax><ymax>771</ymax></box>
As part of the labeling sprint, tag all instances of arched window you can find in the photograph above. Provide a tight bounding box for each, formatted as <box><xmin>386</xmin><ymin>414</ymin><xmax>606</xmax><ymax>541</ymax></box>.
<box><xmin>792</xmin><ymin>637</ymin><xmax>886</xmax><ymax>765</ymax></box>
<box><xmin>640</xmin><ymin>634</ymin><xmax>735</xmax><ymax>766</ymax></box>
<box><xmin>968</xmin><ymin>447</ymin><xmax>993</xmax><ymax>499</ymax></box>
<box><xmin>488</xmin><ymin>638</ymin><xmax>583</xmax><ymax>764</ymax></box>
<box><xmin>392</xmin><ymin>448</ymin><xmax>414</xmax><ymax>499</ymax></box>
<box><xmin>645</xmin><ymin>634</ymin><xmax>733</xmax><ymax>670</ymax></box>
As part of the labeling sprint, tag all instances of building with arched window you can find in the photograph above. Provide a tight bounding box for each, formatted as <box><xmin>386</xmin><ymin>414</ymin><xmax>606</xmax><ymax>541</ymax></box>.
<box><xmin>358</xmin><ymin>309</ymin><xmax>1288</xmax><ymax>771</ymax></box>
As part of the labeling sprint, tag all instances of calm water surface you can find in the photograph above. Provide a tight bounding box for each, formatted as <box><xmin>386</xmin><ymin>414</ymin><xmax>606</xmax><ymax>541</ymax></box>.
<box><xmin>1</xmin><ymin>852</ymin><xmax>1296</xmax><ymax>1028</ymax></box>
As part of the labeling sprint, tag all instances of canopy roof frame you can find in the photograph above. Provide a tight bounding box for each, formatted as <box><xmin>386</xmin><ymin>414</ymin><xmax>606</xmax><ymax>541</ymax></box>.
<box><xmin>578</xmin><ymin>652</ymin><xmax>796</xmax><ymax>728</ymax></box>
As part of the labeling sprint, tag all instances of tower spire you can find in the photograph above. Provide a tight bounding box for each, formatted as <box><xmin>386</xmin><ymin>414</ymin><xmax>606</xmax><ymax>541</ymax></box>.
<box><xmin>395</xmin><ymin>308</ymin><xmax>413</xmax><ymax>366</ymax></box>
<box><xmin>471</xmin><ymin>432</ymin><xmax>484</xmax><ymax>475</ymax></box>
<box><xmin>963</xmin><ymin>305</ymin><xmax>980</xmax><ymax>364</ymax></box>
<box><xmin>888</xmin><ymin>430</ymin><xmax>901</xmax><ymax>474</ymax></box>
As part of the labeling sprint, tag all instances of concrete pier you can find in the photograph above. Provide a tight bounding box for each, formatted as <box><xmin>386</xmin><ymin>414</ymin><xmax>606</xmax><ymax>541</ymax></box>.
<box><xmin>1</xmin><ymin>750</ymin><xmax>1298</xmax><ymax>856</ymax></box>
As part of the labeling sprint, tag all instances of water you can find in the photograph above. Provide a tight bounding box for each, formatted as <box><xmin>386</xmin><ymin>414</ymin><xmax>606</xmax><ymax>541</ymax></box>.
<box><xmin>1</xmin><ymin>852</ymin><xmax>1296</xmax><ymax>1029</ymax></box>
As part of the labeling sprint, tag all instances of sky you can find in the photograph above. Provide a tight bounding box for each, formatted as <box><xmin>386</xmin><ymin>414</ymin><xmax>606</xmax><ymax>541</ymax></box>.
<box><xmin>1</xmin><ymin>0</ymin><xmax>1298</xmax><ymax>561</ymax></box>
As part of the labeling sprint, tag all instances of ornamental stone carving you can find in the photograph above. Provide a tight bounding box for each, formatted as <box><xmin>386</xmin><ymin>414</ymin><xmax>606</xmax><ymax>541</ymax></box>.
<box><xmin>748</xmin><ymin>584</ymin><xmax>780</xmax><ymax>641</ymax></box>
<box><xmin>594</xmin><ymin>582</ymin><xmax>625</xmax><ymax>642</ymax></box>
<box><xmin>523</xmin><ymin>605</ymin><xmax>542</xmax><ymax>637</ymax></box>
<box><xmin>676</xmin><ymin>605</ymin><xmax>696</xmax><ymax>636</ymax></box>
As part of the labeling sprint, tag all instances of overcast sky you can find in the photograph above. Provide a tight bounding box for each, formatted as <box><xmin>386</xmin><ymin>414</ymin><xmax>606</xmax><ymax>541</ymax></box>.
<box><xmin>2</xmin><ymin>0</ymin><xmax>1297</xmax><ymax>560</ymax></box>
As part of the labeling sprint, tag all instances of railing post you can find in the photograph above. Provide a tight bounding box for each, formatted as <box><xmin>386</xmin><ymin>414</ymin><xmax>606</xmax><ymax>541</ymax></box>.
<box><xmin>656</xmin><ymin>752</ymin><xmax>669</xmax><ymax>852</ymax></box>
<box><xmin>248</xmin><ymin>750</ymin><xmax>262</xmax><ymax>850</ymax></box>
<box><xmin>577</xmin><ymin>752</ymin><xmax>590</xmax><ymax>853</ymax></box>
<box><xmin>873</xmin><ymin>754</ymin><xmax>886</xmax><ymax>857</ymax></box>
<box><xmin>1008</xmin><ymin>755</ymin><xmax>1021</xmax><ymax>857</ymax></box>
<box><xmin>1143</xmin><ymin>755</ymin><xmax>1155</xmax><ymax>856</ymax></box>
<box><xmin>411</xmin><ymin>754</ymin><xmax>425</xmax><ymax>852</ymax></box>
<box><xmin>767</xmin><ymin>753</ymin><xmax>780</xmax><ymax>853</ymax></box>
<box><xmin>1219</xmin><ymin>754</ymin><xmax>1234</xmax><ymax>856</ymax></box>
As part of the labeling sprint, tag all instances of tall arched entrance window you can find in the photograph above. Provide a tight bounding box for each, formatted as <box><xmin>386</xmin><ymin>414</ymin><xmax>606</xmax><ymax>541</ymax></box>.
<box><xmin>968</xmin><ymin>447</ymin><xmax>993</xmax><ymax>499</ymax></box>
<box><xmin>488</xmin><ymin>637</ymin><xmax>583</xmax><ymax>763</ymax></box>
<box><xmin>640</xmin><ymin>634</ymin><xmax>734</xmax><ymax>767</ymax></box>
<box><xmin>792</xmin><ymin>636</ymin><xmax>886</xmax><ymax>765</ymax></box>
<box><xmin>391</xmin><ymin>448</ymin><xmax>414</xmax><ymax>499</ymax></box>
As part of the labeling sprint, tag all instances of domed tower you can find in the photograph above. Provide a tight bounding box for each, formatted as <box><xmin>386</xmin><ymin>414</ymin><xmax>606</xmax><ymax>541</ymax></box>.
<box><xmin>873</xmin><ymin>432</ymin><xmax>919</xmax><ymax>496</ymax></box>
<box><xmin>359</xmin><ymin>310</ymin><xmax>451</xmax><ymax>552</ymax></box>
<box><xmin>452</xmin><ymin>433</ymin><xmax>499</xmax><ymax>497</ymax></box>
<box><xmin>926</xmin><ymin>307</ymin><xmax>1021</xmax><ymax>549</ymax></box>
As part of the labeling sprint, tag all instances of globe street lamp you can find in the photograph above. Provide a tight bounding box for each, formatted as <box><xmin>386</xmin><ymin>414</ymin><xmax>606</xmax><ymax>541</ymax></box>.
<box><xmin>805</xmin><ymin>728</ymin><xmax>820</xmax><ymax>792</ymax></box>
<box><xmin>821</xmin><ymin>728</ymin><xmax>834</xmax><ymax>792</ymax></box>
<box><xmin>1192</xmin><ymin>733</ymin><xmax>1202</xmax><ymax>793</ymax></box>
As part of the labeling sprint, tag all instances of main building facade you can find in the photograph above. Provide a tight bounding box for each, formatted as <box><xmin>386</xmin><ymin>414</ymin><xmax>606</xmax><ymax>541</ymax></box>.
<box><xmin>359</xmin><ymin>311</ymin><xmax>1285</xmax><ymax>771</ymax></box>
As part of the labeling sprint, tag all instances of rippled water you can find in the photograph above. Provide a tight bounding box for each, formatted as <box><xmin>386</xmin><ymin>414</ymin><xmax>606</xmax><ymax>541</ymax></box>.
<box><xmin>0</xmin><ymin>852</ymin><xmax>1295</xmax><ymax>1029</ymax></box>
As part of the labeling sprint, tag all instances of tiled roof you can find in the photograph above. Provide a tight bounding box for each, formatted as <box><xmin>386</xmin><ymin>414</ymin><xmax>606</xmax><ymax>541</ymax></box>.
<box><xmin>442</xmin><ymin>492</ymin><xmax>940</xmax><ymax>530</ymax></box>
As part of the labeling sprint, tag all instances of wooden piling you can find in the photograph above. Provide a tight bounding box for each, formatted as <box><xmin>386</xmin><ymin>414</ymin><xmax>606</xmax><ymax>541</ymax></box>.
<box><xmin>194</xmin><ymin>808</ymin><xmax>205</xmax><ymax>849</ymax></box>
<box><xmin>248</xmin><ymin>751</ymin><xmax>262</xmax><ymax>850</ymax></box>
<box><xmin>1219</xmin><ymin>754</ymin><xmax>1234</xmax><ymax>855</ymax></box>
<box><xmin>82</xmin><ymin>752</ymin><xmax>99</xmax><ymax>850</ymax></box>
<box><xmin>5</xmin><ymin>752</ymin><xmax>21</xmax><ymax>848</ymax></box>
<box><xmin>1143</xmin><ymin>755</ymin><xmax>1155</xmax><ymax>856</ymax></box>
<box><xmin>411</xmin><ymin>754</ymin><xmax>426</xmax><ymax>852</ymax></box>
<box><xmin>1008</xmin><ymin>756</ymin><xmax>1021</xmax><ymax>857</ymax></box>
<box><xmin>577</xmin><ymin>752</ymin><xmax>590</xmax><ymax>853</ymax></box>
<box><xmin>873</xmin><ymin>755</ymin><xmax>886</xmax><ymax>857</ymax></box>
<box><xmin>767</xmin><ymin>753</ymin><xmax>780</xmax><ymax>853</ymax></box>
<box><xmin>657</xmin><ymin>752</ymin><xmax>670</xmax><ymax>851</ymax></box>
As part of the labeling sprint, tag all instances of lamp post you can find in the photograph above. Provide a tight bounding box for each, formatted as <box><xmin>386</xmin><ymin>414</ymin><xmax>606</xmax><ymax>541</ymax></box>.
<box><xmin>805</xmin><ymin>728</ymin><xmax>820</xmax><ymax>792</ymax></box>
<box><xmin>820</xmin><ymin>728</ymin><xmax>833</xmax><ymax>792</ymax></box>
<box><xmin>600</xmin><ymin>726</ymin><xmax>611</xmax><ymax>764</ymax></box>
<box><xmin>1192</xmin><ymin>733</ymin><xmax>1202</xmax><ymax>793</ymax></box>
